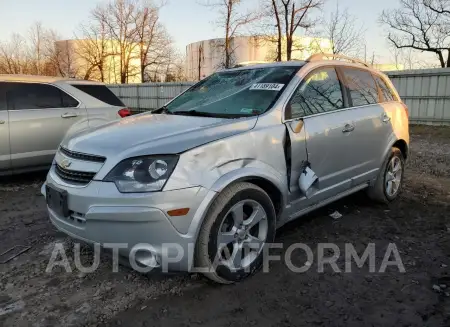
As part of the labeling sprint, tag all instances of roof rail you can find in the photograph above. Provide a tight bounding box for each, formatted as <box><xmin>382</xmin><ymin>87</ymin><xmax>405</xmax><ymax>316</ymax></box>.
<box><xmin>306</xmin><ymin>53</ymin><xmax>369</xmax><ymax>68</ymax></box>
<box><xmin>233</xmin><ymin>61</ymin><xmax>269</xmax><ymax>68</ymax></box>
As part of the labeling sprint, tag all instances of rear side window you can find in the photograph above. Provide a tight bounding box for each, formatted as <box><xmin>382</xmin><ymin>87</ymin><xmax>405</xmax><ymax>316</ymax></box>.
<box><xmin>71</xmin><ymin>84</ymin><xmax>124</xmax><ymax>106</ymax></box>
<box><xmin>6</xmin><ymin>83</ymin><xmax>79</xmax><ymax>110</ymax></box>
<box><xmin>374</xmin><ymin>75</ymin><xmax>396</xmax><ymax>102</ymax></box>
<box><xmin>286</xmin><ymin>67</ymin><xmax>344</xmax><ymax>119</ymax></box>
<box><xmin>341</xmin><ymin>68</ymin><xmax>378</xmax><ymax>107</ymax></box>
<box><xmin>62</xmin><ymin>92</ymin><xmax>79</xmax><ymax>107</ymax></box>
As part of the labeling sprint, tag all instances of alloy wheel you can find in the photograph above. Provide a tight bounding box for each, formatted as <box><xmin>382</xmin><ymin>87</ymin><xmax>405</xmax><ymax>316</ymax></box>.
<box><xmin>385</xmin><ymin>156</ymin><xmax>403</xmax><ymax>197</ymax></box>
<box><xmin>216</xmin><ymin>200</ymin><xmax>268</xmax><ymax>271</ymax></box>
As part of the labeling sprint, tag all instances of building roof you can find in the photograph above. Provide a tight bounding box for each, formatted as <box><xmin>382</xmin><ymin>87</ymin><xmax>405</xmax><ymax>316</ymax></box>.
<box><xmin>0</xmin><ymin>74</ymin><xmax>104</xmax><ymax>84</ymax></box>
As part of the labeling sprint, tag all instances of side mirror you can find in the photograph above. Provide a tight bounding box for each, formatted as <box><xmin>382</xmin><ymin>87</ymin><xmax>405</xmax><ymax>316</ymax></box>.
<box><xmin>291</xmin><ymin>119</ymin><xmax>304</xmax><ymax>133</ymax></box>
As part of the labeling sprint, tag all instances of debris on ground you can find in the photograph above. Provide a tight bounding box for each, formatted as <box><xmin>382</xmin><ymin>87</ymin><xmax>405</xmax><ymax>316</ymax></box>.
<box><xmin>0</xmin><ymin>245</ymin><xmax>31</xmax><ymax>264</ymax></box>
<box><xmin>0</xmin><ymin>300</ymin><xmax>25</xmax><ymax>317</ymax></box>
<box><xmin>433</xmin><ymin>284</ymin><xmax>442</xmax><ymax>292</ymax></box>
<box><xmin>329</xmin><ymin>211</ymin><xmax>342</xmax><ymax>220</ymax></box>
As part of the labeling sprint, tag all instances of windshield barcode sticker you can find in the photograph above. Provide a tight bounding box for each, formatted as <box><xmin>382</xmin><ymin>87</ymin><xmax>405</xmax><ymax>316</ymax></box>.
<box><xmin>249</xmin><ymin>83</ymin><xmax>284</xmax><ymax>91</ymax></box>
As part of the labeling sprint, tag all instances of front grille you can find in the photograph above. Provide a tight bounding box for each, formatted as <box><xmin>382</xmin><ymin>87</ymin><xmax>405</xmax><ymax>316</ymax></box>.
<box><xmin>60</xmin><ymin>147</ymin><xmax>106</xmax><ymax>163</ymax></box>
<box><xmin>55</xmin><ymin>164</ymin><xmax>96</xmax><ymax>185</ymax></box>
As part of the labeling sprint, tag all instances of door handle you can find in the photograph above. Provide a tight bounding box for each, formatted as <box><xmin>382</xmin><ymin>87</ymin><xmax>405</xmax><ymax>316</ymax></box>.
<box><xmin>382</xmin><ymin>113</ymin><xmax>391</xmax><ymax>123</ymax></box>
<box><xmin>342</xmin><ymin>124</ymin><xmax>355</xmax><ymax>133</ymax></box>
<box><xmin>0</xmin><ymin>120</ymin><xmax>5</xmax><ymax>124</ymax></box>
<box><xmin>61</xmin><ymin>112</ymin><xmax>78</xmax><ymax>118</ymax></box>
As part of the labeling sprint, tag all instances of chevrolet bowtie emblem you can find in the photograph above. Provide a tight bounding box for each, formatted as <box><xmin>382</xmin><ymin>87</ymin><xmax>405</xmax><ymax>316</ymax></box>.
<box><xmin>60</xmin><ymin>158</ymin><xmax>72</xmax><ymax>169</ymax></box>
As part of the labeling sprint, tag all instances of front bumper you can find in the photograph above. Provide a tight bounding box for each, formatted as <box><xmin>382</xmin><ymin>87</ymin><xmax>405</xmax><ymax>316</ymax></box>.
<box><xmin>43</xmin><ymin>167</ymin><xmax>216</xmax><ymax>271</ymax></box>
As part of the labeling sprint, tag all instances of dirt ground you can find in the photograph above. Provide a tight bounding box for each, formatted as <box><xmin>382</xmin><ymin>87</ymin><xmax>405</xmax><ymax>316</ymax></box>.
<box><xmin>0</xmin><ymin>125</ymin><xmax>449</xmax><ymax>327</ymax></box>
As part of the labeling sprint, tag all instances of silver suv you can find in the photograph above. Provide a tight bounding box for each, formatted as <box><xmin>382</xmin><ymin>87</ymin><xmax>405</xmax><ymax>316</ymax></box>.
<box><xmin>0</xmin><ymin>75</ymin><xmax>130</xmax><ymax>175</ymax></box>
<box><xmin>42</xmin><ymin>54</ymin><xmax>409</xmax><ymax>283</ymax></box>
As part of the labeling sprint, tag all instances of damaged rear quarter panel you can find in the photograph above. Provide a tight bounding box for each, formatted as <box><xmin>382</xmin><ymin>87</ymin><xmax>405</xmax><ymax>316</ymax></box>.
<box><xmin>164</xmin><ymin>124</ymin><xmax>288</xmax><ymax>200</ymax></box>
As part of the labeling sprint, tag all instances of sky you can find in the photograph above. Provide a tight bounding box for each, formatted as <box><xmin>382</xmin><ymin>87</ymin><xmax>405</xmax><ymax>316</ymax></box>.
<box><xmin>0</xmin><ymin>0</ymin><xmax>398</xmax><ymax>62</ymax></box>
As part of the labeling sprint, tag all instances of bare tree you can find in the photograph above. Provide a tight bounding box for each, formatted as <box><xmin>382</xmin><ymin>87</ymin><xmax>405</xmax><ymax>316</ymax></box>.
<box><xmin>380</xmin><ymin>0</ymin><xmax>450</xmax><ymax>67</ymax></box>
<box><xmin>270</xmin><ymin>0</ymin><xmax>283</xmax><ymax>61</ymax></box>
<box><xmin>1</xmin><ymin>2</ymin><xmax>174</xmax><ymax>82</ymax></box>
<box><xmin>28</xmin><ymin>22</ymin><xmax>46</xmax><ymax>75</ymax></box>
<box><xmin>133</xmin><ymin>1</ymin><xmax>172</xmax><ymax>82</ymax></box>
<box><xmin>424</xmin><ymin>0</ymin><xmax>450</xmax><ymax>14</ymax></box>
<box><xmin>44</xmin><ymin>30</ymin><xmax>67</xmax><ymax>77</ymax></box>
<box><xmin>203</xmin><ymin>0</ymin><xmax>261</xmax><ymax>68</ymax></box>
<box><xmin>269</xmin><ymin>0</ymin><xmax>323</xmax><ymax>61</ymax></box>
<box><xmin>155</xmin><ymin>51</ymin><xmax>187</xmax><ymax>82</ymax></box>
<box><xmin>92</xmin><ymin>0</ymin><xmax>141</xmax><ymax>83</ymax></box>
<box><xmin>169</xmin><ymin>53</ymin><xmax>187</xmax><ymax>82</ymax></box>
<box><xmin>0</xmin><ymin>22</ymin><xmax>79</xmax><ymax>77</ymax></box>
<box><xmin>0</xmin><ymin>34</ymin><xmax>28</xmax><ymax>74</ymax></box>
<box><xmin>0</xmin><ymin>25</ymin><xmax>66</xmax><ymax>76</ymax></box>
<box><xmin>390</xmin><ymin>45</ymin><xmax>403</xmax><ymax>70</ymax></box>
<box><xmin>318</xmin><ymin>4</ymin><xmax>364</xmax><ymax>56</ymax></box>
<box><xmin>89</xmin><ymin>0</ymin><xmax>173</xmax><ymax>83</ymax></box>
<box><xmin>53</xmin><ymin>40</ymin><xmax>82</xmax><ymax>78</ymax></box>
<box><xmin>76</xmin><ymin>19</ymin><xmax>111</xmax><ymax>81</ymax></box>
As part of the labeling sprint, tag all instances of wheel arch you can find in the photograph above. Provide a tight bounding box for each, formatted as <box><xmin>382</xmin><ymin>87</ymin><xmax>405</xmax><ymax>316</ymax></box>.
<box><xmin>392</xmin><ymin>139</ymin><xmax>409</xmax><ymax>160</ymax></box>
<box><xmin>234</xmin><ymin>176</ymin><xmax>284</xmax><ymax>219</ymax></box>
<box><xmin>210</xmin><ymin>169</ymin><xmax>288</xmax><ymax>220</ymax></box>
<box><xmin>381</xmin><ymin>137</ymin><xmax>409</xmax><ymax>165</ymax></box>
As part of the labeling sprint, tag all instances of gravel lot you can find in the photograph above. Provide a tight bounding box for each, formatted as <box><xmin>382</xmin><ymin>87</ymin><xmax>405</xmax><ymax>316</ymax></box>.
<box><xmin>0</xmin><ymin>125</ymin><xmax>449</xmax><ymax>327</ymax></box>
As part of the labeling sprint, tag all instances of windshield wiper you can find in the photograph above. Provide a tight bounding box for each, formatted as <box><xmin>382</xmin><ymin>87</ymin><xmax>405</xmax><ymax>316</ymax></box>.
<box><xmin>152</xmin><ymin>105</ymin><xmax>171</xmax><ymax>114</ymax></box>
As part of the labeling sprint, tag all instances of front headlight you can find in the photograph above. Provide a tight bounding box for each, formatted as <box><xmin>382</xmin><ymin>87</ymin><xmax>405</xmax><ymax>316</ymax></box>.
<box><xmin>104</xmin><ymin>155</ymin><xmax>178</xmax><ymax>193</ymax></box>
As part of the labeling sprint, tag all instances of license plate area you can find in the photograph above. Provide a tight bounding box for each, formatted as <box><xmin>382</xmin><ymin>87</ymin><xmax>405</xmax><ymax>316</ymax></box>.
<box><xmin>46</xmin><ymin>184</ymin><xmax>69</xmax><ymax>217</ymax></box>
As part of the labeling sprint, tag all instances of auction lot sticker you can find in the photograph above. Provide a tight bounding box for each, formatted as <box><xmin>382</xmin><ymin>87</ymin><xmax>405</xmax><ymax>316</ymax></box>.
<box><xmin>249</xmin><ymin>83</ymin><xmax>285</xmax><ymax>91</ymax></box>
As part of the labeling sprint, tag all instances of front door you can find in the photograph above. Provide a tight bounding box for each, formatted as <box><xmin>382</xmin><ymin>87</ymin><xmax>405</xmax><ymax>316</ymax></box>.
<box><xmin>6</xmin><ymin>82</ymin><xmax>86</xmax><ymax>170</ymax></box>
<box><xmin>285</xmin><ymin>66</ymin><xmax>360</xmax><ymax>215</ymax></box>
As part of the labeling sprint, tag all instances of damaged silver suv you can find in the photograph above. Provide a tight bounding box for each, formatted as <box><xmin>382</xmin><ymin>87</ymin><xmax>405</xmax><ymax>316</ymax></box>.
<box><xmin>42</xmin><ymin>54</ymin><xmax>409</xmax><ymax>284</ymax></box>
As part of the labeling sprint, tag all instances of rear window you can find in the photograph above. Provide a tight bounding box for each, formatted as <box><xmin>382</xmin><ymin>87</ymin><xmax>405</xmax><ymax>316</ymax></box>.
<box><xmin>374</xmin><ymin>75</ymin><xmax>397</xmax><ymax>102</ymax></box>
<box><xmin>341</xmin><ymin>68</ymin><xmax>378</xmax><ymax>107</ymax></box>
<box><xmin>71</xmin><ymin>84</ymin><xmax>124</xmax><ymax>106</ymax></box>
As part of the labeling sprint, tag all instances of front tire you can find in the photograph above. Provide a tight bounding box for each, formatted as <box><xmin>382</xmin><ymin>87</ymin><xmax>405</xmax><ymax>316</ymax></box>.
<box><xmin>195</xmin><ymin>182</ymin><xmax>276</xmax><ymax>284</ymax></box>
<box><xmin>367</xmin><ymin>147</ymin><xmax>405</xmax><ymax>203</ymax></box>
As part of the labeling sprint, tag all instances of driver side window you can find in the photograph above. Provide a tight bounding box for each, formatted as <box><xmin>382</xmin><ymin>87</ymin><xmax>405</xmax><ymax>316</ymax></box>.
<box><xmin>285</xmin><ymin>67</ymin><xmax>344</xmax><ymax>120</ymax></box>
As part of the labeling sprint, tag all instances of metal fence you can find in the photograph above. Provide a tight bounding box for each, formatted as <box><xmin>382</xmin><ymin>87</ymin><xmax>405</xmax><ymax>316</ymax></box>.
<box><xmin>108</xmin><ymin>82</ymin><xmax>194</xmax><ymax>113</ymax></box>
<box><xmin>387</xmin><ymin>68</ymin><xmax>450</xmax><ymax>125</ymax></box>
<box><xmin>109</xmin><ymin>68</ymin><xmax>450</xmax><ymax>125</ymax></box>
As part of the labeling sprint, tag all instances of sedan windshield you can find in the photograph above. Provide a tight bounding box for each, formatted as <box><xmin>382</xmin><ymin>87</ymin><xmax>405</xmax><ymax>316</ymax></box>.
<box><xmin>164</xmin><ymin>66</ymin><xmax>300</xmax><ymax>117</ymax></box>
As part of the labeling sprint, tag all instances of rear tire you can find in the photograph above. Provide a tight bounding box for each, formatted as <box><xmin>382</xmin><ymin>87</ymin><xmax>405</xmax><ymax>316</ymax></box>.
<box><xmin>367</xmin><ymin>147</ymin><xmax>405</xmax><ymax>203</ymax></box>
<box><xmin>195</xmin><ymin>182</ymin><xmax>276</xmax><ymax>284</ymax></box>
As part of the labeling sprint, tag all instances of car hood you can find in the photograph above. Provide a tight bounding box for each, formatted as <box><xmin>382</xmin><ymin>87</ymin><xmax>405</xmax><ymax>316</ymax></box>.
<box><xmin>62</xmin><ymin>113</ymin><xmax>257</xmax><ymax>158</ymax></box>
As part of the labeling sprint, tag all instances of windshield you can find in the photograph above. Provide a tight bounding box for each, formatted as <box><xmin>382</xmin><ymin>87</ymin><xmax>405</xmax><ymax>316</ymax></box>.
<box><xmin>165</xmin><ymin>66</ymin><xmax>300</xmax><ymax>117</ymax></box>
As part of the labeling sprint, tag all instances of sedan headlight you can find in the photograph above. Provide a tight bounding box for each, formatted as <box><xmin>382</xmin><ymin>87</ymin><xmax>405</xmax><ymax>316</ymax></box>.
<box><xmin>104</xmin><ymin>155</ymin><xmax>178</xmax><ymax>193</ymax></box>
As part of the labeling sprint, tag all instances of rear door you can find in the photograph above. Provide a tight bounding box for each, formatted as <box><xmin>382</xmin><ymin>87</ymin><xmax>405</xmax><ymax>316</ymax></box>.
<box><xmin>285</xmin><ymin>66</ymin><xmax>358</xmax><ymax>207</ymax></box>
<box><xmin>0</xmin><ymin>85</ymin><xmax>11</xmax><ymax>172</ymax></box>
<box><xmin>339</xmin><ymin>67</ymin><xmax>387</xmax><ymax>183</ymax></box>
<box><xmin>69</xmin><ymin>84</ymin><xmax>124</xmax><ymax>126</ymax></box>
<box><xmin>7</xmin><ymin>82</ymin><xmax>88</xmax><ymax>170</ymax></box>
<box><xmin>373</xmin><ymin>73</ymin><xmax>401</xmax><ymax>161</ymax></box>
